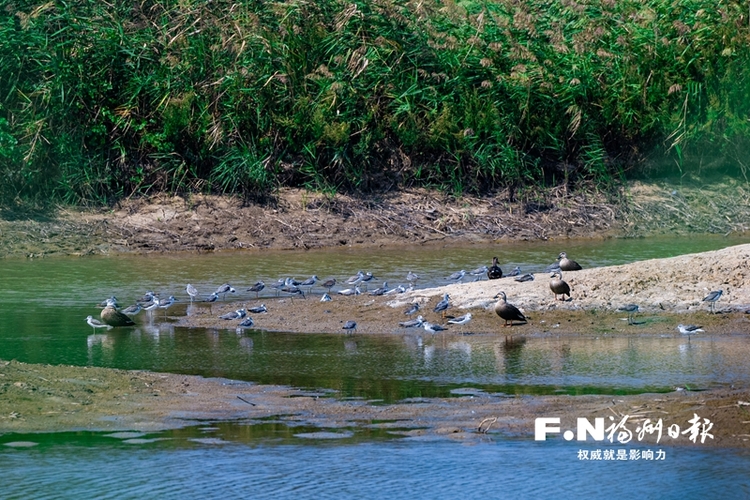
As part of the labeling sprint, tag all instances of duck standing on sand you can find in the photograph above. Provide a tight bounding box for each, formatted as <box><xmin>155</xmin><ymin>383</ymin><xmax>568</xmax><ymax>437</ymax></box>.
<box><xmin>487</xmin><ymin>257</ymin><xmax>503</xmax><ymax>280</ymax></box>
<box><xmin>100</xmin><ymin>298</ymin><xmax>136</xmax><ymax>327</ymax></box>
<box><xmin>493</xmin><ymin>291</ymin><xmax>527</xmax><ymax>327</ymax></box>
<box><xmin>549</xmin><ymin>271</ymin><xmax>571</xmax><ymax>301</ymax></box>
<box><xmin>557</xmin><ymin>252</ymin><xmax>582</xmax><ymax>271</ymax></box>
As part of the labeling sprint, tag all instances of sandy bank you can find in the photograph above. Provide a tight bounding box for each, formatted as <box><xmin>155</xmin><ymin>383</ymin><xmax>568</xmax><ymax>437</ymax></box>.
<box><xmin>174</xmin><ymin>244</ymin><xmax>750</xmax><ymax>336</ymax></box>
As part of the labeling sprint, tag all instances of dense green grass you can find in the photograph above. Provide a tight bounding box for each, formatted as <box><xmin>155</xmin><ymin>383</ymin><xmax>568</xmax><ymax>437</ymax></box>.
<box><xmin>1</xmin><ymin>0</ymin><xmax>749</xmax><ymax>206</ymax></box>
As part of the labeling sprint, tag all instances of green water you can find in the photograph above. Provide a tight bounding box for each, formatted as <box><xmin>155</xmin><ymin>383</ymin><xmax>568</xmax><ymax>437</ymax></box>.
<box><xmin>1</xmin><ymin>233</ymin><xmax>749</xmax><ymax>401</ymax></box>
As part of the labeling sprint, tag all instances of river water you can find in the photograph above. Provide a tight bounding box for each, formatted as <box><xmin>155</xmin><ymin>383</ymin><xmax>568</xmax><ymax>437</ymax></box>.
<box><xmin>2</xmin><ymin>234</ymin><xmax>750</xmax><ymax>497</ymax></box>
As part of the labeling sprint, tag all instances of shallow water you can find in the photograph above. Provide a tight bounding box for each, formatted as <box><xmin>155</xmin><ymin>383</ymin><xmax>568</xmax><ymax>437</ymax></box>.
<box><xmin>2</xmin><ymin>431</ymin><xmax>749</xmax><ymax>499</ymax></box>
<box><xmin>2</xmin><ymin>233</ymin><xmax>750</xmax><ymax>495</ymax></box>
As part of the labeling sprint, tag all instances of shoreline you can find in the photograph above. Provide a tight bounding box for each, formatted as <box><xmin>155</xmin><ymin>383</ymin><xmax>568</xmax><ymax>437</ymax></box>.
<box><xmin>1</xmin><ymin>358</ymin><xmax>748</xmax><ymax>449</ymax></box>
<box><xmin>2</xmin><ymin>179</ymin><xmax>749</xmax><ymax>260</ymax></box>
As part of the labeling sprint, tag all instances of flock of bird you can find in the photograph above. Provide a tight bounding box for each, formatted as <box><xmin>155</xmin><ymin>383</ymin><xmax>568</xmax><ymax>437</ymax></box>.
<box><xmin>86</xmin><ymin>251</ymin><xmax>724</xmax><ymax>340</ymax></box>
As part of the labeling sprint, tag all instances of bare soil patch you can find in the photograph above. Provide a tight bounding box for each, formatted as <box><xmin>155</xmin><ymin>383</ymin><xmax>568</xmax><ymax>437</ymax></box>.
<box><xmin>2</xmin><ymin>178</ymin><xmax>748</xmax><ymax>259</ymax></box>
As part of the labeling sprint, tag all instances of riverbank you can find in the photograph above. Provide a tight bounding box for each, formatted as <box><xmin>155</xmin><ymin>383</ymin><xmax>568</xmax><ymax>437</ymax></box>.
<box><xmin>2</xmin><ymin>178</ymin><xmax>749</xmax><ymax>259</ymax></box>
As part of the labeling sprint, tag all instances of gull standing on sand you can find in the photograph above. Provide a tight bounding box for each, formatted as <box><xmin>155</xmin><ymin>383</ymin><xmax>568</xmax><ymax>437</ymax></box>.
<box><xmin>702</xmin><ymin>289</ymin><xmax>723</xmax><ymax>314</ymax></box>
<box><xmin>618</xmin><ymin>304</ymin><xmax>639</xmax><ymax>325</ymax></box>
<box><xmin>433</xmin><ymin>293</ymin><xmax>450</xmax><ymax>317</ymax></box>
<box><xmin>342</xmin><ymin>320</ymin><xmax>357</xmax><ymax>334</ymax></box>
<box><xmin>247</xmin><ymin>304</ymin><xmax>267</xmax><ymax>314</ymax></box>
<box><xmin>399</xmin><ymin>315</ymin><xmax>424</xmax><ymax>328</ymax></box>
<box><xmin>320</xmin><ymin>293</ymin><xmax>332</xmax><ymax>302</ymax></box>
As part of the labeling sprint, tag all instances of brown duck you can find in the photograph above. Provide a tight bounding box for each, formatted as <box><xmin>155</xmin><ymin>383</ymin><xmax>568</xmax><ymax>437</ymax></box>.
<box><xmin>487</xmin><ymin>257</ymin><xmax>503</xmax><ymax>280</ymax></box>
<box><xmin>557</xmin><ymin>252</ymin><xmax>582</xmax><ymax>271</ymax></box>
<box><xmin>100</xmin><ymin>300</ymin><xmax>135</xmax><ymax>327</ymax></box>
<box><xmin>549</xmin><ymin>271</ymin><xmax>571</xmax><ymax>301</ymax></box>
<box><xmin>493</xmin><ymin>291</ymin><xmax>527</xmax><ymax>327</ymax></box>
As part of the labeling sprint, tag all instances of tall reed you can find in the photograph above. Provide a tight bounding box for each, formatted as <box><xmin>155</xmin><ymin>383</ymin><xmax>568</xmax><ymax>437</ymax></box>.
<box><xmin>1</xmin><ymin>0</ymin><xmax>748</xmax><ymax>206</ymax></box>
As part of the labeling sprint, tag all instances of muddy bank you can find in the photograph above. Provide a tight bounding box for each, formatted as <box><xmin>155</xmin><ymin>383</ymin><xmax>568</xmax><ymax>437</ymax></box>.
<box><xmin>2</xmin><ymin>179</ymin><xmax>749</xmax><ymax>259</ymax></box>
<box><xmin>1</xmin><ymin>359</ymin><xmax>748</xmax><ymax>448</ymax></box>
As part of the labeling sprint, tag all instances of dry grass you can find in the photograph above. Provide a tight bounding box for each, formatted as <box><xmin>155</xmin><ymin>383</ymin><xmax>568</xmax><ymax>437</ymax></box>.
<box><xmin>622</xmin><ymin>179</ymin><xmax>750</xmax><ymax>236</ymax></box>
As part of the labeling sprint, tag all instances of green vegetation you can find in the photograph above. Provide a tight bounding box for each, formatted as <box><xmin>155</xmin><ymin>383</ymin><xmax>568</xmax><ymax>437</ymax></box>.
<box><xmin>1</xmin><ymin>0</ymin><xmax>749</xmax><ymax>206</ymax></box>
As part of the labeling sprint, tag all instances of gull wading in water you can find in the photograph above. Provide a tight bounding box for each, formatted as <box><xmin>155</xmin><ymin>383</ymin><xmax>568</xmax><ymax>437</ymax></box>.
<box><xmin>677</xmin><ymin>324</ymin><xmax>704</xmax><ymax>339</ymax></box>
<box><xmin>422</xmin><ymin>321</ymin><xmax>448</xmax><ymax>335</ymax></box>
<box><xmin>247</xmin><ymin>281</ymin><xmax>265</xmax><ymax>299</ymax></box>
<box><xmin>186</xmin><ymin>284</ymin><xmax>198</xmax><ymax>302</ymax></box>
<box><xmin>447</xmin><ymin>313</ymin><xmax>472</xmax><ymax>326</ymax></box>
<box><xmin>86</xmin><ymin>315</ymin><xmax>112</xmax><ymax>332</ymax></box>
